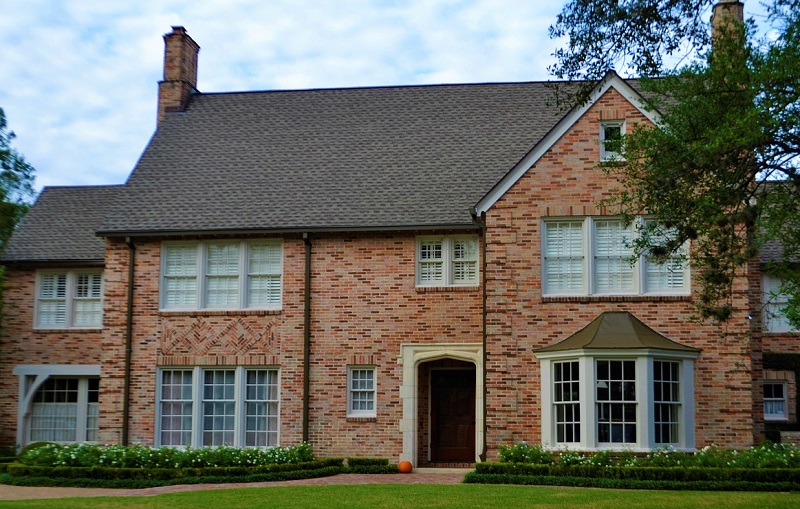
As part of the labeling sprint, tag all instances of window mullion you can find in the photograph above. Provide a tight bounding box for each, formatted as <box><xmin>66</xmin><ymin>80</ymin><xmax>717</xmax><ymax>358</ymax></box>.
<box><xmin>443</xmin><ymin>238</ymin><xmax>451</xmax><ymax>285</ymax></box>
<box><xmin>584</xmin><ymin>218</ymin><xmax>592</xmax><ymax>295</ymax></box>
<box><xmin>240</xmin><ymin>243</ymin><xmax>248</xmax><ymax>309</ymax></box>
<box><xmin>192</xmin><ymin>366</ymin><xmax>202</xmax><ymax>448</ymax></box>
<box><xmin>76</xmin><ymin>378</ymin><xmax>88</xmax><ymax>442</ymax></box>
<box><xmin>235</xmin><ymin>366</ymin><xmax>244</xmax><ymax>448</ymax></box>
<box><xmin>64</xmin><ymin>273</ymin><xmax>75</xmax><ymax>328</ymax></box>
<box><xmin>197</xmin><ymin>244</ymin><xmax>206</xmax><ymax>309</ymax></box>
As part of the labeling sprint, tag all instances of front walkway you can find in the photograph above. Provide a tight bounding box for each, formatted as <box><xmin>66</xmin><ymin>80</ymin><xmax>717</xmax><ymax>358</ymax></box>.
<box><xmin>0</xmin><ymin>469</ymin><xmax>470</xmax><ymax>500</ymax></box>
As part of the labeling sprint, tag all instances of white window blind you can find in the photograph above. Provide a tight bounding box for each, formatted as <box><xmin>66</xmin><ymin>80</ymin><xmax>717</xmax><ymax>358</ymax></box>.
<box><xmin>452</xmin><ymin>238</ymin><xmax>478</xmax><ymax>283</ymax></box>
<box><xmin>162</xmin><ymin>241</ymin><xmax>282</xmax><ymax>310</ymax></box>
<box><xmin>36</xmin><ymin>271</ymin><xmax>102</xmax><ymax>328</ymax></box>
<box><xmin>544</xmin><ymin>221</ymin><xmax>584</xmax><ymax>294</ymax></box>
<box><xmin>593</xmin><ymin>220</ymin><xmax>634</xmax><ymax>293</ymax></box>
<box><xmin>247</xmin><ymin>244</ymin><xmax>282</xmax><ymax>307</ymax></box>
<box><xmin>164</xmin><ymin>245</ymin><xmax>198</xmax><ymax>308</ymax></box>
<box><xmin>418</xmin><ymin>240</ymin><xmax>444</xmax><ymax>283</ymax></box>
<box><xmin>206</xmin><ymin>243</ymin><xmax>240</xmax><ymax>307</ymax></box>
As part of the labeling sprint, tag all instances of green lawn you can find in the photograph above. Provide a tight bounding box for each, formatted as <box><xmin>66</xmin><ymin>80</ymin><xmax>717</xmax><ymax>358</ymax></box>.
<box><xmin>0</xmin><ymin>484</ymin><xmax>798</xmax><ymax>509</ymax></box>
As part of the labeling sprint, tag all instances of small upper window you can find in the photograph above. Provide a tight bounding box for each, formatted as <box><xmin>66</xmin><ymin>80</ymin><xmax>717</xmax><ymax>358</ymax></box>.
<box><xmin>600</xmin><ymin>121</ymin><xmax>624</xmax><ymax>161</ymax></box>
<box><xmin>36</xmin><ymin>270</ymin><xmax>103</xmax><ymax>329</ymax></box>
<box><xmin>416</xmin><ymin>236</ymin><xmax>479</xmax><ymax>287</ymax></box>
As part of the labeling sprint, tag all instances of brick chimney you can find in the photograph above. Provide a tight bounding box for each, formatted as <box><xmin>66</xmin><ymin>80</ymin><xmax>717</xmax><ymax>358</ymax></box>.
<box><xmin>157</xmin><ymin>26</ymin><xmax>200</xmax><ymax>125</ymax></box>
<box><xmin>710</xmin><ymin>1</ymin><xmax>744</xmax><ymax>43</ymax></box>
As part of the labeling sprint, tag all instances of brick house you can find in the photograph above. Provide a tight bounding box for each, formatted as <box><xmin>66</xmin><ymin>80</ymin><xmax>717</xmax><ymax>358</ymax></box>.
<box><xmin>2</xmin><ymin>15</ymin><xmax>798</xmax><ymax>464</ymax></box>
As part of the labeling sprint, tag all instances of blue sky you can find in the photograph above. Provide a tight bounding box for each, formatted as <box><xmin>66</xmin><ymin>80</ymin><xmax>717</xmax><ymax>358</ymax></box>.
<box><xmin>0</xmin><ymin>0</ymin><xmax>769</xmax><ymax>193</ymax></box>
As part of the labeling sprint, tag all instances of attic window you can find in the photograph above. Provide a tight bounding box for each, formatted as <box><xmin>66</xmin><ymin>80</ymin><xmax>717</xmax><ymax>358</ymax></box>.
<box><xmin>600</xmin><ymin>121</ymin><xmax>624</xmax><ymax>161</ymax></box>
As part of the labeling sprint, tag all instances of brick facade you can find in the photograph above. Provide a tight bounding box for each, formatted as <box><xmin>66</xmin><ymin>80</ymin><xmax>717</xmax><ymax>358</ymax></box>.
<box><xmin>1</xmin><ymin>78</ymin><xmax>796</xmax><ymax>461</ymax></box>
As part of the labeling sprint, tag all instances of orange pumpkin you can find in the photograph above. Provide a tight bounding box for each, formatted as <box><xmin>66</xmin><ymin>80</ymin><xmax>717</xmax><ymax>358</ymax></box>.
<box><xmin>398</xmin><ymin>460</ymin><xmax>413</xmax><ymax>473</ymax></box>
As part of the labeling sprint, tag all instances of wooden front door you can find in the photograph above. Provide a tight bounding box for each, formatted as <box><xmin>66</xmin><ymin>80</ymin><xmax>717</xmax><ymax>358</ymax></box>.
<box><xmin>430</xmin><ymin>369</ymin><xmax>476</xmax><ymax>462</ymax></box>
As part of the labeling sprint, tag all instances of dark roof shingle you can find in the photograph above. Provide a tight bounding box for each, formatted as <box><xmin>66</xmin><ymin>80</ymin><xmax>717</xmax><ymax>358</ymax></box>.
<box><xmin>2</xmin><ymin>185</ymin><xmax>123</xmax><ymax>263</ymax></box>
<box><xmin>98</xmin><ymin>82</ymin><xmax>570</xmax><ymax>235</ymax></box>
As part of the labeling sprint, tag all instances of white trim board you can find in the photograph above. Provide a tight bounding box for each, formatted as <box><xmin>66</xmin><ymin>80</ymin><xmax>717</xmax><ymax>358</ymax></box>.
<box><xmin>474</xmin><ymin>71</ymin><xmax>660</xmax><ymax>216</ymax></box>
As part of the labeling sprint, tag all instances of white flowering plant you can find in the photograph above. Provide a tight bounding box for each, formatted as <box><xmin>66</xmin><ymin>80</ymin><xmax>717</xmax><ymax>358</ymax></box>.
<box><xmin>19</xmin><ymin>442</ymin><xmax>315</xmax><ymax>469</ymax></box>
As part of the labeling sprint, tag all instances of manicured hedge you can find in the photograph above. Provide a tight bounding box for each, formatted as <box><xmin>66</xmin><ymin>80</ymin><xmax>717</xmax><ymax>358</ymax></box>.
<box><xmin>0</xmin><ymin>465</ymin><xmax>344</xmax><ymax>489</ymax></box>
<box><xmin>2</xmin><ymin>458</ymin><xmax>344</xmax><ymax>488</ymax></box>
<box><xmin>466</xmin><ymin>462</ymin><xmax>800</xmax><ymax>491</ymax></box>
<box><xmin>344</xmin><ymin>457</ymin><xmax>399</xmax><ymax>473</ymax></box>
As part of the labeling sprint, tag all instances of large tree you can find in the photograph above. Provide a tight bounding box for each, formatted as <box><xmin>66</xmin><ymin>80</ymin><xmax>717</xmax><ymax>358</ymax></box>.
<box><xmin>550</xmin><ymin>0</ymin><xmax>800</xmax><ymax>325</ymax></box>
<box><xmin>0</xmin><ymin>107</ymin><xmax>35</xmax><ymax>250</ymax></box>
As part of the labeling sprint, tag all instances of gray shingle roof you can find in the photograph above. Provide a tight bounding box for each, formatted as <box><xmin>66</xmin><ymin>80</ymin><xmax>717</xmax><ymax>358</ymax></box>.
<box><xmin>98</xmin><ymin>82</ymin><xmax>571</xmax><ymax>235</ymax></box>
<box><xmin>2</xmin><ymin>185</ymin><xmax>123</xmax><ymax>263</ymax></box>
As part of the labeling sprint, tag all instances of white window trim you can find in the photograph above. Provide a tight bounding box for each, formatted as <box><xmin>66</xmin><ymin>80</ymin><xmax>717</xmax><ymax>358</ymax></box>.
<box><xmin>537</xmin><ymin>349</ymin><xmax>697</xmax><ymax>452</ymax></box>
<box><xmin>600</xmin><ymin>120</ymin><xmax>625</xmax><ymax>161</ymax></box>
<box><xmin>415</xmin><ymin>235</ymin><xmax>480</xmax><ymax>287</ymax></box>
<box><xmin>155</xmin><ymin>366</ymin><xmax>281</xmax><ymax>448</ymax></box>
<box><xmin>764</xmin><ymin>381</ymin><xmax>789</xmax><ymax>421</ymax></box>
<box><xmin>34</xmin><ymin>269</ymin><xmax>103</xmax><ymax>329</ymax></box>
<box><xmin>542</xmin><ymin>217</ymin><xmax>690</xmax><ymax>297</ymax></box>
<box><xmin>347</xmin><ymin>366</ymin><xmax>377</xmax><ymax>418</ymax></box>
<box><xmin>160</xmin><ymin>240</ymin><xmax>283</xmax><ymax>311</ymax></box>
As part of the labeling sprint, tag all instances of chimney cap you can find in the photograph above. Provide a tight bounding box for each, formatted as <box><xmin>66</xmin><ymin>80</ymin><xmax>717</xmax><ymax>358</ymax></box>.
<box><xmin>169</xmin><ymin>26</ymin><xmax>188</xmax><ymax>35</ymax></box>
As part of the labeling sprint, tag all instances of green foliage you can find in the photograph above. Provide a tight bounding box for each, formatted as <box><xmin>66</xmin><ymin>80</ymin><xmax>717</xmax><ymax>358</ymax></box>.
<box><xmin>0</xmin><ymin>107</ymin><xmax>35</xmax><ymax>249</ymax></box>
<box><xmin>476</xmin><ymin>443</ymin><xmax>800</xmax><ymax>490</ymax></box>
<box><xmin>498</xmin><ymin>442</ymin><xmax>556</xmax><ymax>464</ymax></box>
<box><xmin>346</xmin><ymin>457</ymin><xmax>389</xmax><ymax>466</ymax></box>
<box><xmin>553</xmin><ymin>1</ymin><xmax>800</xmax><ymax>325</ymax></box>
<box><xmin>19</xmin><ymin>442</ymin><xmax>315</xmax><ymax>469</ymax></box>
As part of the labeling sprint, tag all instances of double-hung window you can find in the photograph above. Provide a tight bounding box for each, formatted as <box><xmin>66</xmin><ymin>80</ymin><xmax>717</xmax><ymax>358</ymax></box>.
<box><xmin>347</xmin><ymin>367</ymin><xmax>377</xmax><ymax>417</ymax></box>
<box><xmin>763</xmin><ymin>275</ymin><xmax>796</xmax><ymax>333</ymax></box>
<box><xmin>763</xmin><ymin>382</ymin><xmax>788</xmax><ymax>420</ymax></box>
<box><xmin>416</xmin><ymin>236</ymin><xmax>479</xmax><ymax>287</ymax></box>
<box><xmin>653</xmin><ymin>360</ymin><xmax>681</xmax><ymax>444</ymax></box>
<box><xmin>553</xmin><ymin>361</ymin><xmax>580</xmax><ymax>443</ymax></box>
<box><xmin>161</xmin><ymin>240</ymin><xmax>282</xmax><ymax>310</ymax></box>
<box><xmin>542</xmin><ymin>217</ymin><xmax>689</xmax><ymax>296</ymax></box>
<box><xmin>157</xmin><ymin>366</ymin><xmax>280</xmax><ymax>448</ymax></box>
<box><xmin>36</xmin><ymin>270</ymin><xmax>103</xmax><ymax>328</ymax></box>
<box><xmin>596</xmin><ymin>360</ymin><xmax>637</xmax><ymax>444</ymax></box>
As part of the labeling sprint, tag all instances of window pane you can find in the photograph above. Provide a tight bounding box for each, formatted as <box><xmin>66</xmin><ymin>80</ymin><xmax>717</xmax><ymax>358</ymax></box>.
<box><xmin>653</xmin><ymin>360</ymin><xmax>680</xmax><ymax>444</ymax></box>
<box><xmin>163</xmin><ymin>245</ymin><xmax>198</xmax><ymax>308</ymax></box>
<box><xmin>160</xmin><ymin>370</ymin><xmax>193</xmax><ymax>446</ymax></box>
<box><xmin>594</xmin><ymin>220</ymin><xmax>634</xmax><ymax>293</ymax></box>
<box><xmin>248</xmin><ymin>244</ymin><xmax>282</xmax><ymax>307</ymax></box>
<box><xmin>202</xmin><ymin>370</ymin><xmax>236</xmax><ymax>446</ymax></box>
<box><xmin>544</xmin><ymin>221</ymin><xmax>584</xmax><ymax>293</ymax></box>
<box><xmin>764</xmin><ymin>382</ymin><xmax>788</xmax><ymax>419</ymax></box>
<box><xmin>419</xmin><ymin>240</ymin><xmax>444</xmax><ymax>283</ymax></box>
<box><xmin>553</xmin><ymin>361</ymin><xmax>580</xmax><ymax>443</ymax></box>
<box><xmin>452</xmin><ymin>239</ymin><xmax>478</xmax><ymax>283</ymax></box>
<box><xmin>245</xmin><ymin>369</ymin><xmax>279</xmax><ymax>447</ymax></box>
<box><xmin>30</xmin><ymin>378</ymin><xmax>81</xmax><ymax>443</ymax></box>
<box><xmin>596</xmin><ymin>360</ymin><xmax>637</xmax><ymax>444</ymax></box>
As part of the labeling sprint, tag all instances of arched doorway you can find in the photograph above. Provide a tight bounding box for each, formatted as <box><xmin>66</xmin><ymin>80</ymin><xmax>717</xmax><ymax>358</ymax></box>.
<box><xmin>399</xmin><ymin>343</ymin><xmax>483</xmax><ymax>467</ymax></box>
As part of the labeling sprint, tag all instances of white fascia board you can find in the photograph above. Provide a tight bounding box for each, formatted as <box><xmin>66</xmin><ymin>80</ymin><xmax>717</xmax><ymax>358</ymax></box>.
<box><xmin>474</xmin><ymin>72</ymin><xmax>660</xmax><ymax>216</ymax></box>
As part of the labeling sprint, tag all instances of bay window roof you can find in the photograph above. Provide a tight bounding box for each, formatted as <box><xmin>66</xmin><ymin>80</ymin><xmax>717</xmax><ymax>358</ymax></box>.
<box><xmin>534</xmin><ymin>311</ymin><xmax>701</xmax><ymax>354</ymax></box>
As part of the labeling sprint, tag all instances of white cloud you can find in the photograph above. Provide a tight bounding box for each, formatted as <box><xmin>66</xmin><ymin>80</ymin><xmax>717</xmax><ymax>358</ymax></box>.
<box><xmin>0</xmin><ymin>0</ymin><xmax>567</xmax><ymax>191</ymax></box>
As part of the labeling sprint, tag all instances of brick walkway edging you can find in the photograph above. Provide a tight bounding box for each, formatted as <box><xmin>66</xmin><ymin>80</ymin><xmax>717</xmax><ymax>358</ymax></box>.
<box><xmin>0</xmin><ymin>470</ymin><xmax>470</xmax><ymax>500</ymax></box>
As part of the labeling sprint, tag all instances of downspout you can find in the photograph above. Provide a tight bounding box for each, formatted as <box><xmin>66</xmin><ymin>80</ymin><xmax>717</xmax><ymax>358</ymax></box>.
<box><xmin>302</xmin><ymin>233</ymin><xmax>312</xmax><ymax>442</ymax></box>
<box><xmin>122</xmin><ymin>237</ymin><xmax>136</xmax><ymax>446</ymax></box>
<box><xmin>476</xmin><ymin>212</ymin><xmax>488</xmax><ymax>462</ymax></box>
